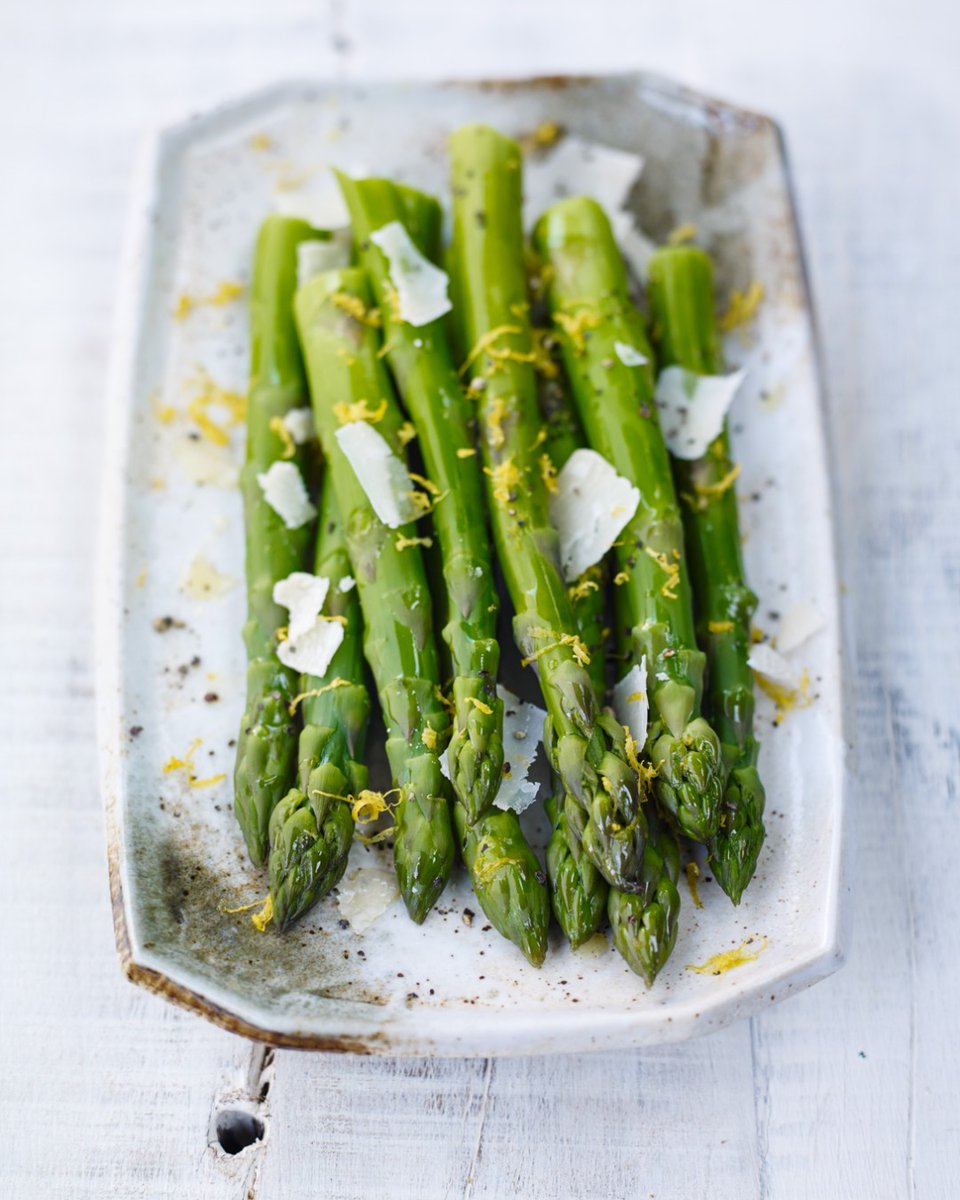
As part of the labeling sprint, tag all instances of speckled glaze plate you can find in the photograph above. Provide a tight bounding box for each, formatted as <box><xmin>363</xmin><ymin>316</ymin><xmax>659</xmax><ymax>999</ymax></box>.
<box><xmin>99</xmin><ymin>72</ymin><xmax>847</xmax><ymax>1055</ymax></box>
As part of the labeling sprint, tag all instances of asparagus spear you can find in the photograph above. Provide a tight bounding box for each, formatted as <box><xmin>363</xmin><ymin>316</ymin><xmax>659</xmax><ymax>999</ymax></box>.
<box><xmin>267</xmin><ymin>473</ymin><xmax>371</xmax><ymax>927</ymax></box>
<box><xmin>533</xmin><ymin>197</ymin><xmax>724</xmax><ymax>844</ymax></box>
<box><xmin>608</xmin><ymin>816</ymin><xmax>682</xmax><ymax>985</ymax></box>
<box><xmin>646</xmin><ymin>244</ymin><xmax>766</xmax><ymax>902</ymax></box>
<box><xmin>449</xmin><ymin>125</ymin><xmax>647</xmax><ymax>893</ymax></box>
<box><xmin>234</xmin><ymin>216</ymin><xmax>321</xmax><ymax>865</ymax></box>
<box><xmin>294</xmin><ymin>267</ymin><xmax>454</xmax><ymax>923</ymax></box>
<box><xmin>335</xmin><ymin>174</ymin><xmax>504</xmax><ymax>824</ymax></box>
<box><xmin>537</xmin><ymin>366</ymin><xmax>610</xmax><ymax>946</ymax></box>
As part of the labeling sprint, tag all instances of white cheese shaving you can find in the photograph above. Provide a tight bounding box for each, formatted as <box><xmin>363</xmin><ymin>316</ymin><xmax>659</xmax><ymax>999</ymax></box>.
<box><xmin>282</xmin><ymin>407</ymin><xmax>316</xmax><ymax>445</ymax></box>
<box><xmin>296</xmin><ymin>229</ymin><xmax>352</xmax><ymax>286</ymax></box>
<box><xmin>614</xmin><ymin>340</ymin><xmax>648</xmax><ymax>367</ymax></box>
<box><xmin>524</xmin><ymin>136</ymin><xmax>644</xmax><ymax>229</ymax></box>
<box><xmin>273</xmin><ymin>571</ymin><xmax>344</xmax><ymax>677</ymax></box>
<box><xmin>273</xmin><ymin>572</ymin><xmax>330</xmax><ymax>639</ymax></box>
<box><xmin>336</xmin><ymin>867</ymin><xmax>399</xmax><ymax>934</ymax></box>
<box><xmin>256</xmin><ymin>461</ymin><xmax>317</xmax><ymax>529</ymax></box>
<box><xmin>549</xmin><ymin>448</ymin><xmax>640</xmax><ymax>581</ymax></box>
<box><xmin>275</xmin><ymin>169</ymin><xmax>351</xmax><ymax>230</ymax></box>
<box><xmin>338</xmin><ymin>575</ymin><xmax>356</xmax><ymax>593</ymax></box>
<box><xmin>180</xmin><ymin>553</ymin><xmax>237</xmax><ymax>600</ymax></box>
<box><xmin>748</xmin><ymin>643</ymin><xmax>799</xmax><ymax>689</ymax></box>
<box><xmin>654</xmin><ymin>367</ymin><xmax>747</xmax><ymax>460</ymax></box>
<box><xmin>334</xmin><ymin>421</ymin><xmax>418</xmax><ymax>528</ymax></box>
<box><xmin>369</xmin><ymin>220</ymin><xmax>452</xmax><ymax>326</ymax></box>
<box><xmin>613</xmin><ymin>658</ymin><xmax>649</xmax><ymax>745</ymax></box>
<box><xmin>609</xmin><ymin>209</ymin><xmax>657</xmax><ymax>285</ymax></box>
<box><xmin>492</xmin><ymin>685</ymin><xmax>547</xmax><ymax>815</ymax></box>
<box><xmin>777</xmin><ymin>601</ymin><xmax>826</xmax><ymax>656</ymax></box>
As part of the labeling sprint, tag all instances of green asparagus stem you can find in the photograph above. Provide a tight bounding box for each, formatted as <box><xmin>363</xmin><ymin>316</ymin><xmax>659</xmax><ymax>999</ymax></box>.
<box><xmin>608</xmin><ymin>815</ymin><xmax>681</xmax><ymax>986</ymax></box>
<box><xmin>453</xmin><ymin>803</ymin><xmax>549</xmax><ymax>966</ymax></box>
<box><xmin>267</xmin><ymin>473</ymin><xmax>371</xmax><ymax>927</ymax></box>
<box><xmin>647</xmin><ymin>244</ymin><xmax>766</xmax><ymax>902</ymax></box>
<box><xmin>294</xmin><ymin>268</ymin><xmax>455</xmax><ymax>923</ymax></box>
<box><xmin>537</xmin><ymin>363</ymin><xmax>610</xmax><ymax>946</ymax></box>
<box><xmin>533</xmin><ymin>197</ymin><xmax>724</xmax><ymax>844</ymax></box>
<box><xmin>450</xmin><ymin>124</ymin><xmax>647</xmax><ymax>894</ymax></box>
<box><xmin>234</xmin><ymin>216</ymin><xmax>321</xmax><ymax>865</ymax></box>
<box><xmin>336</xmin><ymin>174</ymin><xmax>504</xmax><ymax>824</ymax></box>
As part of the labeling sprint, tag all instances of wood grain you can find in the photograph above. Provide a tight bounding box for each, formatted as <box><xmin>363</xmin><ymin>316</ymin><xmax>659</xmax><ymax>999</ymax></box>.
<box><xmin>2</xmin><ymin>1</ymin><xmax>958</xmax><ymax>1197</ymax></box>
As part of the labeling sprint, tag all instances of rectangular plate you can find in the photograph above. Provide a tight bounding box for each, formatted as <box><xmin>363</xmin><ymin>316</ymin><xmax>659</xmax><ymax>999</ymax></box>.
<box><xmin>100</xmin><ymin>72</ymin><xmax>846</xmax><ymax>1055</ymax></box>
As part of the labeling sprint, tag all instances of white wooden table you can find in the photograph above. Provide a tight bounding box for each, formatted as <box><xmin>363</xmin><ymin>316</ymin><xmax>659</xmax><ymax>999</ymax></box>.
<box><xmin>2</xmin><ymin>2</ymin><xmax>958</xmax><ymax>1196</ymax></box>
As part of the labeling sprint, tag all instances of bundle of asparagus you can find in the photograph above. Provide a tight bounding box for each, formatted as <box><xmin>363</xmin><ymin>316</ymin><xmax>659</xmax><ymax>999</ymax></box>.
<box><xmin>227</xmin><ymin>122</ymin><xmax>765</xmax><ymax>982</ymax></box>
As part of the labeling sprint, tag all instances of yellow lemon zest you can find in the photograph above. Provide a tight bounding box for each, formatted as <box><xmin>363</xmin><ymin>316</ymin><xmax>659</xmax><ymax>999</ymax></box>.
<box><xmin>756</xmin><ymin>668</ymin><xmax>812</xmax><ymax>726</ymax></box>
<box><xmin>408</xmin><ymin>471</ymin><xmax>441</xmax><ymax>496</ymax></box>
<box><xmin>719</xmin><ymin>280</ymin><xmax>764</xmax><ymax>333</ymax></box>
<box><xmin>397</xmin><ymin>420</ymin><xmax>418</xmax><ymax>447</ymax></box>
<box><xmin>644</xmin><ymin>546</ymin><xmax>681</xmax><ymax>600</ymax></box>
<box><xmin>568</xmin><ymin>576</ymin><xmax>600</xmax><ymax>601</ymax></box>
<box><xmin>485</xmin><ymin>394</ymin><xmax>509</xmax><ymax>449</ymax></box>
<box><xmin>163</xmin><ymin>738</ymin><xmax>225</xmax><ymax>789</ymax></box>
<box><xmin>249</xmin><ymin>132</ymin><xmax>273</xmax><ymax>151</ymax></box>
<box><xmin>520</xmin><ymin>120</ymin><xmax>563</xmax><ymax>151</ymax></box>
<box><xmin>484</xmin><ymin>456</ymin><xmax>523</xmax><ymax>505</ymax></box>
<box><xmin>685</xmin><ymin>862</ymin><xmax>703</xmax><ymax>909</ymax></box>
<box><xmin>684</xmin><ymin>463</ymin><xmax>742</xmax><ymax>511</ymax></box>
<box><xmin>708</xmin><ymin>619</ymin><xmax>735</xmax><ymax>634</ymax></box>
<box><xmin>540</xmin><ymin>452</ymin><xmax>558</xmax><ymax>494</ymax></box>
<box><xmin>460</xmin><ymin>324</ymin><xmax>524</xmax><ymax>375</ymax></box>
<box><xmin>332</xmin><ymin>397</ymin><xmax>387</xmax><ymax>425</ymax></box>
<box><xmin>667</xmin><ymin>222</ymin><xmax>698</xmax><ymax>245</ymax></box>
<box><xmin>221</xmin><ymin>895</ymin><xmax>268</xmax><ymax>915</ymax></box>
<box><xmin>288</xmin><ymin>677</ymin><xmax>350</xmax><ymax>715</ymax></box>
<box><xmin>173</xmin><ymin>280</ymin><xmax>245</xmax><ymax>319</ymax></box>
<box><xmin>351</xmin><ymin>787</ymin><xmax>402</xmax><ymax>845</ymax></box>
<box><xmin>269</xmin><ymin>415</ymin><xmax>296</xmax><ymax>459</ymax></box>
<box><xmin>474</xmin><ymin>856</ymin><xmax>522</xmax><ymax>886</ymax></box>
<box><xmin>251</xmin><ymin>894</ymin><xmax>274</xmax><ymax>932</ymax></box>
<box><xmin>422</xmin><ymin>727</ymin><xmax>438</xmax><ymax>751</ymax></box>
<box><xmin>457</xmin><ymin>446</ymin><xmax>477</xmax><ymax>458</ymax></box>
<box><xmin>465</xmin><ymin>697</ymin><xmax>493</xmax><ymax>716</ymax></box>
<box><xmin>613</xmin><ymin>569</ymin><xmax>631</xmax><ymax>586</ymax></box>
<box><xmin>331</xmin><ymin>291</ymin><xmax>381</xmax><ymax>327</ymax></box>
<box><xmin>184</xmin><ymin>368</ymin><xmax>246</xmax><ymax>445</ymax></box>
<box><xmin>686</xmin><ymin>935</ymin><xmax>769</xmax><ymax>975</ymax></box>
<box><xmin>554</xmin><ymin>307</ymin><xmax>600</xmax><ymax>354</ymax></box>
<box><xmin>520</xmin><ymin>626</ymin><xmax>591</xmax><ymax>669</ymax></box>
<box><xmin>395</xmin><ymin>533</ymin><xmax>433</xmax><ymax>551</ymax></box>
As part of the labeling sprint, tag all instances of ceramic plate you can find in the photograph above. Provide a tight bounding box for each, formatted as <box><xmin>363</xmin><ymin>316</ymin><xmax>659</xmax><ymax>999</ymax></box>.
<box><xmin>99</xmin><ymin>72</ymin><xmax>847</xmax><ymax>1055</ymax></box>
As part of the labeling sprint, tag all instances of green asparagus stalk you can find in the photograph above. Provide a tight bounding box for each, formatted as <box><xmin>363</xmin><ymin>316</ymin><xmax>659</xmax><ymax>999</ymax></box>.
<box><xmin>267</xmin><ymin>473</ymin><xmax>371</xmax><ymax>927</ymax></box>
<box><xmin>647</xmin><ymin>244</ymin><xmax>766</xmax><ymax>902</ymax></box>
<box><xmin>453</xmin><ymin>803</ymin><xmax>549</xmax><ymax>966</ymax></box>
<box><xmin>335</xmin><ymin>174</ymin><xmax>504</xmax><ymax>824</ymax></box>
<box><xmin>608</xmin><ymin>815</ymin><xmax>682</xmax><ymax>985</ymax></box>
<box><xmin>537</xmin><ymin>364</ymin><xmax>610</xmax><ymax>946</ymax></box>
<box><xmin>533</xmin><ymin>197</ymin><xmax>724</xmax><ymax>844</ymax></box>
<box><xmin>234</xmin><ymin>216</ymin><xmax>322</xmax><ymax>865</ymax></box>
<box><xmin>449</xmin><ymin>124</ymin><xmax>647</xmax><ymax>894</ymax></box>
<box><xmin>294</xmin><ymin>267</ymin><xmax>455</xmax><ymax>923</ymax></box>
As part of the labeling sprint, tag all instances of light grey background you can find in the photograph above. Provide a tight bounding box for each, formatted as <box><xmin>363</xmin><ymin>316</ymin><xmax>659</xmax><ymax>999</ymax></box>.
<box><xmin>2</xmin><ymin>1</ymin><xmax>957</xmax><ymax>1196</ymax></box>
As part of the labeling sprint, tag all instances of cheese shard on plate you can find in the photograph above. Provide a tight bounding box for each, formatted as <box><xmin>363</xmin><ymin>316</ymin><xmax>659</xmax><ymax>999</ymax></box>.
<box><xmin>748</xmin><ymin>642</ymin><xmax>799</xmax><ymax>689</ymax></box>
<box><xmin>654</xmin><ymin>366</ymin><xmax>747</xmax><ymax>460</ymax></box>
<box><xmin>777</xmin><ymin>601</ymin><xmax>826</xmax><ymax>655</ymax></box>
<box><xmin>334</xmin><ymin>421</ymin><xmax>419</xmax><ymax>528</ymax></box>
<box><xmin>492</xmin><ymin>685</ymin><xmax>547</xmax><ymax>815</ymax></box>
<box><xmin>613</xmin><ymin>657</ymin><xmax>649</xmax><ymax>744</ymax></box>
<box><xmin>275</xmin><ymin>169</ymin><xmax>352</xmax><ymax>230</ymax></box>
<box><xmin>524</xmin><ymin>136</ymin><xmax>644</xmax><ymax>229</ymax></box>
<box><xmin>336</xmin><ymin>867</ymin><xmax>400</xmax><ymax>934</ymax></box>
<box><xmin>256</xmin><ymin>461</ymin><xmax>317</xmax><ymax>529</ymax></box>
<box><xmin>273</xmin><ymin>571</ymin><xmax>345</xmax><ymax>678</ymax></box>
<box><xmin>370</xmin><ymin>220</ymin><xmax>452</xmax><ymax>326</ymax></box>
<box><xmin>282</xmin><ymin>407</ymin><xmax>316</xmax><ymax>445</ymax></box>
<box><xmin>549</xmin><ymin>448</ymin><xmax>640</xmax><ymax>581</ymax></box>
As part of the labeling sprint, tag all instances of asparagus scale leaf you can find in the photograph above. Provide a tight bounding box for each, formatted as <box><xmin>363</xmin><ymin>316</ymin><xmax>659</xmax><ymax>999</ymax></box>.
<box><xmin>534</xmin><ymin>197</ymin><xmax>724</xmax><ymax>845</ymax></box>
<box><xmin>647</xmin><ymin>244</ymin><xmax>766</xmax><ymax>902</ymax></box>
<box><xmin>234</xmin><ymin>216</ymin><xmax>322</xmax><ymax>865</ymax></box>
<box><xmin>336</xmin><ymin>173</ymin><xmax>505</xmax><ymax>824</ymax></box>
<box><xmin>268</xmin><ymin>473</ymin><xmax>371</xmax><ymax>927</ymax></box>
<box><xmin>294</xmin><ymin>267</ymin><xmax>454</xmax><ymax>923</ymax></box>
<box><xmin>449</xmin><ymin>124</ymin><xmax>648</xmax><ymax>894</ymax></box>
